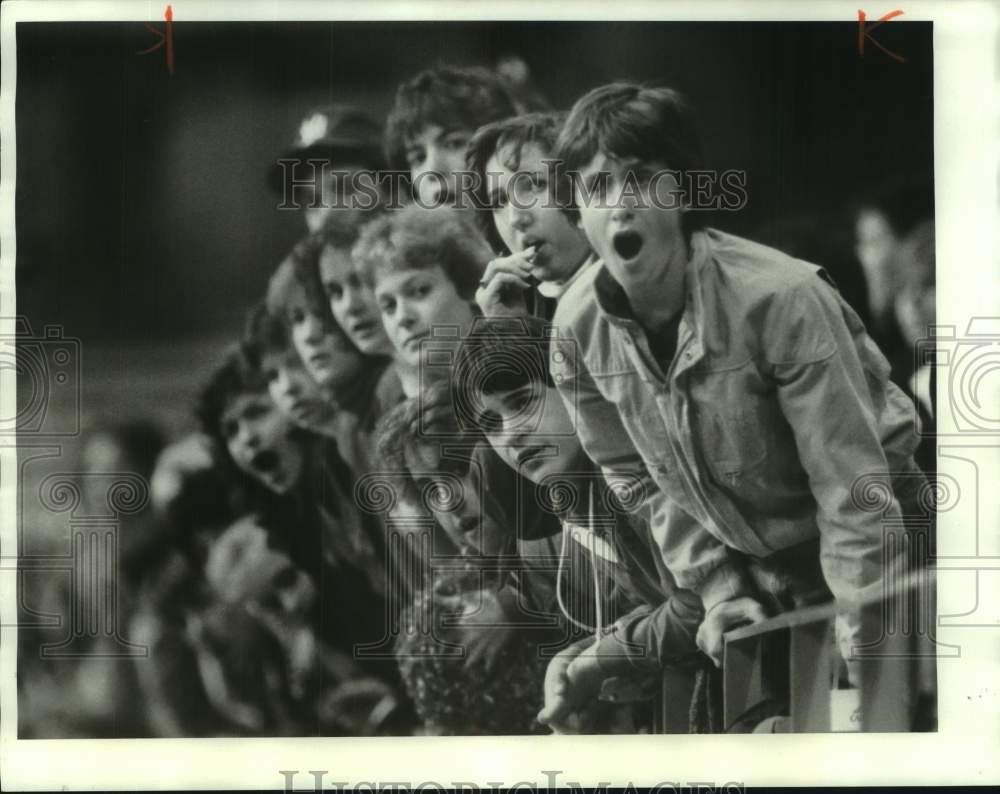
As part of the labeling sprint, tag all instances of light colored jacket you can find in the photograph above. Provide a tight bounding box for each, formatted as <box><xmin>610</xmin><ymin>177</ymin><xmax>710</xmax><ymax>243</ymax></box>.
<box><xmin>551</xmin><ymin>229</ymin><xmax>924</xmax><ymax>611</ymax></box>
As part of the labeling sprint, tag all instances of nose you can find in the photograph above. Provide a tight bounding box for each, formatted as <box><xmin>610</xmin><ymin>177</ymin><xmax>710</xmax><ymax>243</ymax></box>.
<box><xmin>235</xmin><ymin>421</ymin><xmax>259</xmax><ymax>453</ymax></box>
<box><xmin>415</xmin><ymin>147</ymin><xmax>451</xmax><ymax>205</ymax></box>
<box><xmin>507</xmin><ymin>202</ymin><xmax>533</xmax><ymax>233</ymax></box>
<box><xmin>608</xmin><ymin>179</ymin><xmax>636</xmax><ymax>224</ymax></box>
<box><xmin>500</xmin><ymin>414</ymin><xmax>526</xmax><ymax>448</ymax></box>
<box><xmin>342</xmin><ymin>284</ymin><xmax>364</xmax><ymax>317</ymax></box>
<box><xmin>279</xmin><ymin>370</ymin><xmax>301</xmax><ymax>398</ymax></box>
<box><xmin>610</xmin><ymin>200</ymin><xmax>634</xmax><ymax>226</ymax></box>
<box><xmin>301</xmin><ymin>312</ymin><xmax>325</xmax><ymax>343</ymax></box>
<box><xmin>395</xmin><ymin>298</ymin><xmax>419</xmax><ymax>329</ymax></box>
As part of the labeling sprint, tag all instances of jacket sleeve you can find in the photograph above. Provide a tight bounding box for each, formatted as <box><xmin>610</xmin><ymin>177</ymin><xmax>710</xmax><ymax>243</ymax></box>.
<box><xmin>763</xmin><ymin>274</ymin><xmax>913</xmax><ymax>606</ymax></box>
<box><xmin>590</xmin><ymin>590</ymin><xmax>704</xmax><ymax>675</ymax></box>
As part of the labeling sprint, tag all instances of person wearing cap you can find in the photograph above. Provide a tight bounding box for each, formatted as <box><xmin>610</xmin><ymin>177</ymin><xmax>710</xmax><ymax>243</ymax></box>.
<box><xmin>271</xmin><ymin>104</ymin><xmax>385</xmax><ymax>233</ymax></box>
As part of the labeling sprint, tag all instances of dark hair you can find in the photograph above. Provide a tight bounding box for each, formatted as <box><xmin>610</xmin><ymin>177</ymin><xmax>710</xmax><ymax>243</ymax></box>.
<box><xmin>555</xmin><ymin>82</ymin><xmax>707</xmax><ymax>234</ymax></box>
<box><xmin>241</xmin><ymin>302</ymin><xmax>291</xmax><ymax>368</ymax></box>
<box><xmin>854</xmin><ymin>176</ymin><xmax>934</xmax><ymax>239</ymax></box>
<box><xmin>351</xmin><ymin>204</ymin><xmax>489</xmax><ymax>299</ymax></box>
<box><xmin>375</xmin><ymin>381</ymin><xmax>481</xmax><ymax>505</ymax></box>
<box><xmin>466</xmin><ymin>112</ymin><xmax>566</xmax><ymax>254</ymax></box>
<box><xmin>384</xmin><ymin>65</ymin><xmax>517</xmax><ymax>172</ymax></box>
<box><xmin>196</xmin><ymin>349</ymin><xmax>270</xmax><ymax>447</ymax></box>
<box><xmin>270</xmin><ymin>212</ymin><xmax>378</xmax><ymax>334</ymax></box>
<box><xmin>265</xmin><ymin>251</ymin><xmax>331</xmax><ymax>330</ymax></box>
<box><xmin>266</xmin><ymin>241</ymin><xmax>356</xmax><ymax>353</ymax></box>
<box><xmin>452</xmin><ymin>316</ymin><xmax>554</xmax><ymax>433</ymax></box>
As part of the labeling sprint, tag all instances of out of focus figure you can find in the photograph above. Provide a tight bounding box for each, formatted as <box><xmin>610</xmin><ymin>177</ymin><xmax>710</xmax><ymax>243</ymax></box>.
<box><xmin>269</xmin><ymin>104</ymin><xmax>384</xmax><ymax>233</ymax></box>
<box><xmin>852</xmin><ymin>177</ymin><xmax>934</xmax><ymax>391</ymax></box>
<box><xmin>891</xmin><ymin>219</ymin><xmax>936</xmax><ymax>474</ymax></box>
<box><xmin>202</xmin><ymin>516</ymin><xmax>404</xmax><ymax>735</ymax></box>
<box><xmin>755</xmin><ymin>212</ymin><xmax>871</xmax><ymax>328</ymax></box>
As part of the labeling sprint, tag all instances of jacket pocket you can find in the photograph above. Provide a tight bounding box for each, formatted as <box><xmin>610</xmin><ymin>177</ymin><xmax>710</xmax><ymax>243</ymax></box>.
<box><xmin>689</xmin><ymin>362</ymin><xmax>779</xmax><ymax>488</ymax></box>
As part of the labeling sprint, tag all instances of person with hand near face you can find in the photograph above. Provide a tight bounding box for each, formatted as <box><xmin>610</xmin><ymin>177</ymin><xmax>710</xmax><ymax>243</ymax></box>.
<box><xmin>466</xmin><ymin>112</ymin><xmax>595</xmax><ymax>320</ymax></box>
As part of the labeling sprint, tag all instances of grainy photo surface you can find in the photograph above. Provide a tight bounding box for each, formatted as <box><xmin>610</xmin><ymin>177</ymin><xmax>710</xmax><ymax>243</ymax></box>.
<box><xmin>2</xmin><ymin>1</ymin><xmax>997</xmax><ymax>790</ymax></box>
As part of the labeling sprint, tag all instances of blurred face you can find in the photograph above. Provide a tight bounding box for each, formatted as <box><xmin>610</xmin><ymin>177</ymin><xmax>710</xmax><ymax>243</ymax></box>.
<box><xmin>81</xmin><ymin>434</ymin><xmax>136</xmax><ymax>515</ymax></box>
<box><xmin>318</xmin><ymin>244</ymin><xmax>393</xmax><ymax>356</ymax></box>
<box><xmin>486</xmin><ymin>142</ymin><xmax>592</xmax><ymax>284</ymax></box>
<box><xmin>854</xmin><ymin>210</ymin><xmax>899</xmax><ymax>300</ymax></box>
<box><xmin>256</xmin><ymin>560</ymin><xmax>317</xmax><ymax>619</ymax></box>
<box><xmin>405</xmin><ymin>124</ymin><xmax>473</xmax><ymax>207</ymax></box>
<box><xmin>220</xmin><ymin>392</ymin><xmax>304</xmax><ymax>494</ymax></box>
<box><xmin>576</xmin><ymin>153</ymin><xmax>686</xmax><ymax>295</ymax></box>
<box><xmin>478</xmin><ymin>382</ymin><xmax>583</xmax><ymax>484</ymax></box>
<box><xmin>281</xmin><ymin>286</ymin><xmax>365</xmax><ymax>391</ymax></box>
<box><xmin>403</xmin><ymin>442</ymin><xmax>506</xmax><ymax>556</ymax></box>
<box><xmin>260</xmin><ymin>348</ymin><xmax>336</xmax><ymax>431</ymax></box>
<box><xmin>303</xmin><ymin>162</ymin><xmax>375</xmax><ymax>233</ymax></box>
<box><xmin>374</xmin><ymin>266</ymin><xmax>475</xmax><ymax>371</ymax></box>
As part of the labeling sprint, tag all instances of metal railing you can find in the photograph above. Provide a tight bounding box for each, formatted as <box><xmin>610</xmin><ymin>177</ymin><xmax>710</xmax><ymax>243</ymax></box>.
<box><xmin>720</xmin><ymin>568</ymin><xmax>938</xmax><ymax>733</ymax></box>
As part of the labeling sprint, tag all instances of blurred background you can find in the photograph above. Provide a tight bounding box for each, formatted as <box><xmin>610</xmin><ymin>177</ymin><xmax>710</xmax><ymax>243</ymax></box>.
<box><xmin>13</xmin><ymin>19</ymin><xmax>934</xmax><ymax>737</ymax></box>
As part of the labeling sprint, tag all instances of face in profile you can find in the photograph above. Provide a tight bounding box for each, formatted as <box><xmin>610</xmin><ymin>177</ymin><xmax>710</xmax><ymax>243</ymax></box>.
<box><xmin>486</xmin><ymin>141</ymin><xmax>592</xmax><ymax>285</ymax></box>
<box><xmin>260</xmin><ymin>347</ymin><xmax>336</xmax><ymax>432</ymax></box>
<box><xmin>477</xmin><ymin>380</ymin><xmax>583</xmax><ymax>485</ymax></box>
<box><xmin>404</xmin><ymin>124</ymin><xmax>474</xmax><ymax>207</ymax></box>
<box><xmin>374</xmin><ymin>265</ymin><xmax>476</xmax><ymax>372</ymax></box>
<box><xmin>220</xmin><ymin>391</ymin><xmax>304</xmax><ymax>494</ymax></box>
<box><xmin>318</xmin><ymin>243</ymin><xmax>393</xmax><ymax>356</ymax></box>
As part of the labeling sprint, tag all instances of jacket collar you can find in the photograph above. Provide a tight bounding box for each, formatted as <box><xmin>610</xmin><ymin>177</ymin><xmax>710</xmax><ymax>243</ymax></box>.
<box><xmin>592</xmin><ymin>229</ymin><xmax>712</xmax><ymax>376</ymax></box>
<box><xmin>537</xmin><ymin>252</ymin><xmax>600</xmax><ymax>299</ymax></box>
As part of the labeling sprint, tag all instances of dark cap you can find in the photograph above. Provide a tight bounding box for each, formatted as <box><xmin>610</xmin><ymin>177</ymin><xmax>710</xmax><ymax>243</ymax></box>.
<box><xmin>269</xmin><ymin>104</ymin><xmax>384</xmax><ymax>193</ymax></box>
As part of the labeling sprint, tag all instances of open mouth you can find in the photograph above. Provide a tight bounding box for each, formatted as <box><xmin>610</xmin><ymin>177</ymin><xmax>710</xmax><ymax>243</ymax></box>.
<box><xmin>289</xmin><ymin>400</ymin><xmax>316</xmax><ymax>422</ymax></box>
<box><xmin>612</xmin><ymin>229</ymin><xmax>644</xmax><ymax>261</ymax></box>
<box><xmin>251</xmin><ymin>449</ymin><xmax>280</xmax><ymax>473</ymax></box>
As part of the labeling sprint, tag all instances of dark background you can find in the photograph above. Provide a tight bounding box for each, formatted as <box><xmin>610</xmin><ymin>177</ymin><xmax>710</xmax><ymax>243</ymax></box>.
<box><xmin>15</xmin><ymin>20</ymin><xmax>933</xmax><ymax>433</ymax></box>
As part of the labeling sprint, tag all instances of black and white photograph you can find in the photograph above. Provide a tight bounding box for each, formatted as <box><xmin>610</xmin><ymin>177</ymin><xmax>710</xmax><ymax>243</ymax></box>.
<box><xmin>1</xmin><ymin>0</ymin><xmax>997</xmax><ymax>789</ymax></box>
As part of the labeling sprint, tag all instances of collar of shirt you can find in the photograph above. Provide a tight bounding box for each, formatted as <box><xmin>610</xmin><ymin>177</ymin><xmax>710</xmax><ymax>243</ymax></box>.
<box><xmin>537</xmin><ymin>252</ymin><xmax>599</xmax><ymax>299</ymax></box>
<box><xmin>591</xmin><ymin>230</ymin><xmax>712</xmax><ymax>379</ymax></box>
